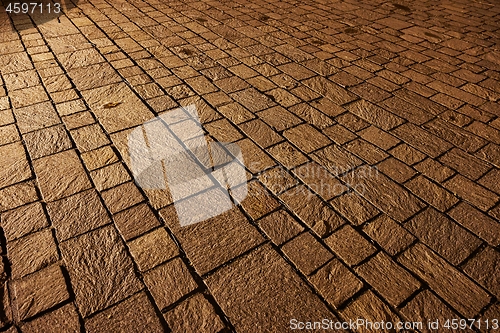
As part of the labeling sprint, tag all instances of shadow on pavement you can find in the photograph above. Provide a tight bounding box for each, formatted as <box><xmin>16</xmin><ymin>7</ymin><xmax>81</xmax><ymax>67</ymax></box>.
<box><xmin>1</xmin><ymin>0</ymin><xmax>78</xmax><ymax>31</ymax></box>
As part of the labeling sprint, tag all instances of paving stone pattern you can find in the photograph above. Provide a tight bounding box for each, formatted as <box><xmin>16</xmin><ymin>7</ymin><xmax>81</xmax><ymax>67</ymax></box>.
<box><xmin>0</xmin><ymin>0</ymin><xmax>499</xmax><ymax>331</ymax></box>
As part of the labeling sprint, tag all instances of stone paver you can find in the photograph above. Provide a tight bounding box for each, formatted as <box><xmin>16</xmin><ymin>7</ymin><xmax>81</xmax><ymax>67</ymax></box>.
<box><xmin>1</xmin><ymin>0</ymin><xmax>500</xmax><ymax>331</ymax></box>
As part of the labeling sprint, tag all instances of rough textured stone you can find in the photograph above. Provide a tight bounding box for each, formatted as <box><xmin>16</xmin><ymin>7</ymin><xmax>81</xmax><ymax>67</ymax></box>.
<box><xmin>363</xmin><ymin>215</ymin><xmax>415</xmax><ymax>255</ymax></box>
<box><xmin>309</xmin><ymin>258</ymin><xmax>363</xmax><ymax>308</ymax></box>
<box><xmin>47</xmin><ymin>189</ymin><xmax>111</xmax><ymax>241</ymax></box>
<box><xmin>392</xmin><ymin>123</ymin><xmax>453</xmax><ymax>158</ymax></box>
<box><xmin>444</xmin><ymin>174</ymin><xmax>499</xmax><ymax>211</ymax></box>
<box><xmin>0</xmin><ymin>181</ymin><xmax>38</xmax><ymax>211</ymax></box>
<box><xmin>257</xmin><ymin>210</ymin><xmax>303</xmax><ymax>245</ymax></box>
<box><xmin>163</xmin><ymin>293</ymin><xmax>225</xmax><ymax>333</ymax></box>
<box><xmin>283</xmin><ymin>124</ymin><xmax>331</xmax><ymax>153</ymax></box>
<box><xmin>59</xmin><ymin>226</ymin><xmax>142</xmax><ymax>317</ymax></box>
<box><xmin>0</xmin><ymin>142</ymin><xmax>31</xmax><ymax>189</ymax></box>
<box><xmin>100</xmin><ymin>182</ymin><xmax>144</xmax><ymax>214</ymax></box>
<box><xmin>401</xmin><ymin>290</ymin><xmax>459</xmax><ymax>333</ymax></box>
<box><xmin>340</xmin><ymin>291</ymin><xmax>400</xmax><ymax>333</ymax></box>
<box><xmin>399</xmin><ymin>243</ymin><xmax>490</xmax><ymax>318</ymax></box>
<box><xmin>8</xmin><ymin>229</ymin><xmax>58</xmax><ymax>278</ymax></box>
<box><xmin>293</xmin><ymin>161</ymin><xmax>347</xmax><ymax>201</ymax></box>
<box><xmin>257</xmin><ymin>106</ymin><xmax>301</xmax><ymax>131</ymax></box>
<box><xmin>325</xmin><ymin>225</ymin><xmax>377</xmax><ymax>266</ymax></box>
<box><xmin>143</xmin><ymin>258</ymin><xmax>198</xmax><ymax>310</ymax></box>
<box><xmin>81</xmin><ymin>83</ymin><xmax>153</xmax><ymax>133</ymax></box>
<box><xmin>330</xmin><ymin>192</ymin><xmax>379</xmax><ymax>225</ymax></box>
<box><xmin>355</xmin><ymin>252</ymin><xmax>420</xmax><ymax>306</ymax></box>
<box><xmin>346</xmin><ymin>99</ymin><xmax>404</xmax><ymax>130</ymax></box>
<box><xmin>85</xmin><ymin>292</ymin><xmax>164</xmax><ymax>333</ymax></box>
<box><xmin>128</xmin><ymin>228</ymin><xmax>179</xmax><ymax>271</ymax></box>
<box><xmin>80</xmin><ymin>145</ymin><xmax>119</xmax><ymax>171</ymax></box>
<box><xmin>279</xmin><ymin>185</ymin><xmax>344</xmax><ymax>238</ymax></box>
<box><xmin>205</xmin><ymin>244</ymin><xmax>335</xmax><ymax>333</ymax></box>
<box><xmin>23</xmin><ymin>125</ymin><xmax>72</xmax><ymax>159</ymax></box>
<box><xmin>33</xmin><ymin>150</ymin><xmax>92</xmax><ymax>202</ymax></box>
<box><xmin>448</xmin><ymin>202</ymin><xmax>500</xmax><ymax>246</ymax></box>
<box><xmin>21</xmin><ymin>304</ymin><xmax>81</xmax><ymax>333</ymax></box>
<box><xmin>266</xmin><ymin>142</ymin><xmax>308</xmax><ymax>169</ymax></box>
<box><xmin>12</xmin><ymin>265</ymin><xmax>69</xmax><ymax>320</ymax></box>
<box><xmin>406</xmin><ymin>208</ymin><xmax>481</xmax><ymax>265</ymax></box>
<box><xmin>70</xmin><ymin>124</ymin><xmax>110</xmax><ymax>153</ymax></box>
<box><xmin>239</xmin><ymin>181</ymin><xmax>280</xmax><ymax>220</ymax></box>
<box><xmin>0</xmin><ymin>202</ymin><xmax>49</xmax><ymax>241</ymax></box>
<box><xmin>161</xmin><ymin>206</ymin><xmax>264</xmax><ymax>275</ymax></box>
<box><xmin>463</xmin><ymin>246</ymin><xmax>500</xmax><ymax>299</ymax></box>
<box><xmin>90</xmin><ymin>162</ymin><xmax>131</xmax><ymax>191</ymax></box>
<box><xmin>281</xmin><ymin>232</ymin><xmax>333</xmax><ymax>275</ymax></box>
<box><xmin>239</xmin><ymin>119</ymin><xmax>283</xmax><ymax>148</ymax></box>
<box><xmin>405</xmin><ymin>175</ymin><xmax>459</xmax><ymax>212</ymax></box>
<box><xmin>342</xmin><ymin>165</ymin><xmax>425</xmax><ymax>222</ymax></box>
<box><xmin>113</xmin><ymin>203</ymin><xmax>160</xmax><ymax>241</ymax></box>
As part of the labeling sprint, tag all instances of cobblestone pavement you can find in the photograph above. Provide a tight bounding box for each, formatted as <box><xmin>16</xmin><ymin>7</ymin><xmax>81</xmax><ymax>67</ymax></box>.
<box><xmin>0</xmin><ymin>0</ymin><xmax>500</xmax><ymax>331</ymax></box>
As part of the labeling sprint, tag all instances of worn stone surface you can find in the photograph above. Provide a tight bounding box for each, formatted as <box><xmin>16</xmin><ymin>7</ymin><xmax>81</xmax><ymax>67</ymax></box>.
<box><xmin>0</xmin><ymin>142</ymin><xmax>31</xmax><ymax>189</ymax></box>
<box><xmin>143</xmin><ymin>258</ymin><xmax>198</xmax><ymax>310</ymax></box>
<box><xmin>21</xmin><ymin>304</ymin><xmax>81</xmax><ymax>333</ymax></box>
<box><xmin>1</xmin><ymin>202</ymin><xmax>48</xmax><ymax>241</ymax></box>
<box><xmin>163</xmin><ymin>293</ymin><xmax>225</xmax><ymax>333</ymax></box>
<box><xmin>281</xmin><ymin>232</ymin><xmax>333</xmax><ymax>275</ymax></box>
<box><xmin>85</xmin><ymin>292</ymin><xmax>164</xmax><ymax>333</ymax></box>
<box><xmin>161</xmin><ymin>206</ymin><xmax>264</xmax><ymax>275</ymax></box>
<box><xmin>205</xmin><ymin>244</ymin><xmax>334</xmax><ymax>333</ymax></box>
<box><xmin>363</xmin><ymin>215</ymin><xmax>415</xmax><ymax>256</ymax></box>
<box><xmin>340</xmin><ymin>291</ymin><xmax>400</xmax><ymax>333</ymax></box>
<box><xmin>59</xmin><ymin>226</ymin><xmax>142</xmax><ymax>317</ymax></box>
<box><xmin>33</xmin><ymin>150</ymin><xmax>92</xmax><ymax>202</ymax></box>
<box><xmin>47</xmin><ymin>189</ymin><xmax>111</xmax><ymax>241</ymax></box>
<box><xmin>23</xmin><ymin>125</ymin><xmax>72</xmax><ymax>159</ymax></box>
<box><xmin>406</xmin><ymin>208</ymin><xmax>481</xmax><ymax>265</ymax></box>
<box><xmin>325</xmin><ymin>225</ymin><xmax>377</xmax><ymax>266</ymax></box>
<box><xmin>309</xmin><ymin>258</ymin><xmax>363</xmax><ymax>308</ymax></box>
<box><xmin>355</xmin><ymin>252</ymin><xmax>420</xmax><ymax>306</ymax></box>
<box><xmin>8</xmin><ymin>229</ymin><xmax>58</xmax><ymax>278</ymax></box>
<box><xmin>257</xmin><ymin>210</ymin><xmax>303</xmax><ymax>245</ymax></box>
<box><xmin>2</xmin><ymin>0</ymin><xmax>500</xmax><ymax>330</ymax></box>
<box><xmin>399</xmin><ymin>243</ymin><xmax>490</xmax><ymax>318</ymax></box>
<box><xmin>12</xmin><ymin>265</ymin><xmax>69</xmax><ymax>320</ymax></box>
<box><xmin>128</xmin><ymin>228</ymin><xmax>179</xmax><ymax>272</ymax></box>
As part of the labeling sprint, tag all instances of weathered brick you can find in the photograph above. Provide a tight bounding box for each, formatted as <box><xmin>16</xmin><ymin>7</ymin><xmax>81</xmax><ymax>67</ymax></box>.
<box><xmin>279</xmin><ymin>185</ymin><xmax>344</xmax><ymax>238</ymax></box>
<box><xmin>309</xmin><ymin>259</ymin><xmax>363</xmax><ymax>308</ymax></box>
<box><xmin>392</xmin><ymin>123</ymin><xmax>453</xmax><ymax>158</ymax></box>
<box><xmin>439</xmin><ymin>148</ymin><xmax>491</xmax><ymax>180</ymax></box>
<box><xmin>21</xmin><ymin>304</ymin><xmax>81</xmax><ymax>333</ymax></box>
<box><xmin>257</xmin><ymin>210</ymin><xmax>304</xmax><ymax>245</ymax></box>
<box><xmin>161</xmin><ymin>206</ymin><xmax>264</xmax><ymax>275</ymax></box>
<box><xmin>363</xmin><ymin>214</ymin><xmax>415</xmax><ymax>255</ymax></box>
<box><xmin>342</xmin><ymin>165</ymin><xmax>424</xmax><ymax>222</ymax></box>
<box><xmin>1</xmin><ymin>202</ymin><xmax>49</xmax><ymax>241</ymax></box>
<box><xmin>283</xmin><ymin>124</ymin><xmax>331</xmax><ymax>153</ymax></box>
<box><xmin>8</xmin><ymin>229</ymin><xmax>58</xmax><ymax>278</ymax></box>
<box><xmin>463</xmin><ymin>246</ymin><xmax>500</xmax><ymax>299</ymax></box>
